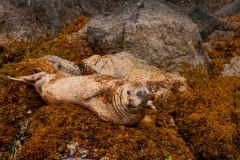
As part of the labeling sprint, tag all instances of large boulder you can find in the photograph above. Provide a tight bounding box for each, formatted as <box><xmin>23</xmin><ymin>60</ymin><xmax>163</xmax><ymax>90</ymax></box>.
<box><xmin>79</xmin><ymin>0</ymin><xmax>130</xmax><ymax>17</ymax></box>
<box><xmin>188</xmin><ymin>5</ymin><xmax>230</xmax><ymax>40</ymax></box>
<box><xmin>79</xmin><ymin>0</ymin><xmax>209</xmax><ymax>72</ymax></box>
<box><xmin>82</xmin><ymin>51</ymin><xmax>186</xmax><ymax>83</ymax></box>
<box><xmin>82</xmin><ymin>51</ymin><xmax>188</xmax><ymax>100</ymax></box>
<box><xmin>0</xmin><ymin>0</ymin><xmax>129</xmax><ymax>44</ymax></box>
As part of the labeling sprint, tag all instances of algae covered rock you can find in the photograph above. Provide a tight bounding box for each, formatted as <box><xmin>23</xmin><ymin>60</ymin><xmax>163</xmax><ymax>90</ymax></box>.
<box><xmin>0</xmin><ymin>0</ymin><xmax>129</xmax><ymax>44</ymax></box>
<box><xmin>167</xmin><ymin>76</ymin><xmax>240</xmax><ymax>159</ymax></box>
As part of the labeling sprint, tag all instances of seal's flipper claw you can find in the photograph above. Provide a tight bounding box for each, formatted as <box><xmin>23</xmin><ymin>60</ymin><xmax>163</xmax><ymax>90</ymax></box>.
<box><xmin>34</xmin><ymin>68</ymin><xmax>42</xmax><ymax>73</ymax></box>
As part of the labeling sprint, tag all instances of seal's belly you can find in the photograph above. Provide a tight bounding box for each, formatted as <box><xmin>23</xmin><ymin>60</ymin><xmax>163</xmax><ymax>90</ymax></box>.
<box><xmin>39</xmin><ymin>77</ymin><xmax>116</xmax><ymax>121</ymax></box>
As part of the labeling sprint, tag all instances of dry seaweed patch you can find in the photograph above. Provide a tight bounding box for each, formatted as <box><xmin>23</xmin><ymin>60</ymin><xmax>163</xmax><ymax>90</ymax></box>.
<box><xmin>206</xmin><ymin>40</ymin><xmax>237</xmax><ymax>76</ymax></box>
<box><xmin>0</xmin><ymin>15</ymin><xmax>93</xmax><ymax>159</ymax></box>
<box><xmin>16</xmin><ymin>104</ymin><xmax>194</xmax><ymax>160</ymax></box>
<box><xmin>164</xmin><ymin>76</ymin><xmax>240</xmax><ymax>159</ymax></box>
<box><xmin>0</xmin><ymin>44</ymin><xmax>27</xmax><ymax>68</ymax></box>
<box><xmin>0</xmin><ymin>63</ymin><xmax>46</xmax><ymax>158</ymax></box>
<box><xmin>0</xmin><ymin>15</ymin><xmax>92</xmax><ymax>69</ymax></box>
<box><xmin>59</xmin><ymin>15</ymin><xmax>89</xmax><ymax>35</ymax></box>
<box><xmin>24</xmin><ymin>35</ymin><xmax>93</xmax><ymax>63</ymax></box>
<box><xmin>206</xmin><ymin>16</ymin><xmax>240</xmax><ymax>76</ymax></box>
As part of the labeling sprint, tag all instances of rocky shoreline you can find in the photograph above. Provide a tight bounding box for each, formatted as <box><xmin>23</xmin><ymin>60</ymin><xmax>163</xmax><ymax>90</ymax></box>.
<box><xmin>0</xmin><ymin>0</ymin><xmax>240</xmax><ymax>159</ymax></box>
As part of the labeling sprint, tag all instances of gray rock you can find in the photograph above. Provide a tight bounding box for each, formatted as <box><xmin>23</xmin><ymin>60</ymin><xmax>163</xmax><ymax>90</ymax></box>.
<box><xmin>209</xmin><ymin>30</ymin><xmax>235</xmax><ymax>41</ymax></box>
<box><xmin>82</xmin><ymin>51</ymin><xmax>188</xmax><ymax>99</ymax></box>
<box><xmin>188</xmin><ymin>5</ymin><xmax>230</xmax><ymax>40</ymax></box>
<box><xmin>222</xmin><ymin>57</ymin><xmax>240</xmax><ymax>76</ymax></box>
<box><xmin>166</xmin><ymin>0</ymin><xmax>233</xmax><ymax>13</ymax></box>
<box><xmin>0</xmin><ymin>0</ymin><xmax>129</xmax><ymax>44</ymax></box>
<box><xmin>82</xmin><ymin>51</ymin><xmax>187</xmax><ymax>83</ymax></box>
<box><xmin>215</xmin><ymin>0</ymin><xmax>240</xmax><ymax>17</ymax></box>
<box><xmin>12</xmin><ymin>119</ymin><xmax>30</xmax><ymax>159</ymax></box>
<box><xmin>80</xmin><ymin>0</ymin><xmax>209</xmax><ymax>72</ymax></box>
<box><xmin>79</xmin><ymin>0</ymin><xmax>130</xmax><ymax>17</ymax></box>
<box><xmin>40</xmin><ymin>55</ymin><xmax>81</xmax><ymax>76</ymax></box>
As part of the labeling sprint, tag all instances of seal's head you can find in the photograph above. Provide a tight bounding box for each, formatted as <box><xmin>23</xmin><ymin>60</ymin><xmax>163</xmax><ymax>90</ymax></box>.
<box><xmin>120</xmin><ymin>82</ymin><xmax>148</xmax><ymax>111</ymax></box>
<box><xmin>112</xmin><ymin>82</ymin><xmax>148</xmax><ymax>125</ymax></box>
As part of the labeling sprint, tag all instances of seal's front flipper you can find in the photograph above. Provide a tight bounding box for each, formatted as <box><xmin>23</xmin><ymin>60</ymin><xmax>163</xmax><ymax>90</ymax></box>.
<box><xmin>98</xmin><ymin>113</ymin><xmax>109</xmax><ymax>122</ymax></box>
<box><xmin>7</xmin><ymin>72</ymin><xmax>48</xmax><ymax>86</ymax></box>
<box><xmin>82</xmin><ymin>82</ymin><xmax>105</xmax><ymax>100</ymax></box>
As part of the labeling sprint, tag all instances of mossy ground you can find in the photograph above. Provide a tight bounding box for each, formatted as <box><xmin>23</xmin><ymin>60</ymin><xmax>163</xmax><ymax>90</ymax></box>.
<box><xmin>0</xmin><ymin>15</ymin><xmax>240</xmax><ymax>160</ymax></box>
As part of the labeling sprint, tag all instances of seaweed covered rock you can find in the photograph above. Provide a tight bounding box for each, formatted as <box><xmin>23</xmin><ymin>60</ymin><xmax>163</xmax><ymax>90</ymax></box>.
<box><xmin>16</xmin><ymin>104</ymin><xmax>195</xmax><ymax>160</ymax></box>
<box><xmin>0</xmin><ymin>15</ymin><xmax>92</xmax><ymax>70</ymax></box>
<box><xmin>165</xmin><ymin>76</ymin><xmax>240</xmax><ymax>159</ymax></box>
<box><xmin>0</xmin><ymin>0</ymin><xmax>129</xmax><ymax>44</ymax></box>
<box><xmin>204</xmin><ymin>14</ymin><xmax>240</xmax><ymax>76</ymax></box>
<box><xmin>0</xmin><ymin>62</ymin><xmax>47</xmax><ymax>159</ymax></box>
<box><xmin>80</xmin><ymin>0</ymin><xmax>209</xmax><ymax>72</ymax></box>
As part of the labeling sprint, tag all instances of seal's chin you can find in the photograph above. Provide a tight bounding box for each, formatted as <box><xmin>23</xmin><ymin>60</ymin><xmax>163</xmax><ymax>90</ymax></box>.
<box><xmin>127</xmin><ymin>100</ymin><xmax>147</xmax><ymax>110</ymax></box>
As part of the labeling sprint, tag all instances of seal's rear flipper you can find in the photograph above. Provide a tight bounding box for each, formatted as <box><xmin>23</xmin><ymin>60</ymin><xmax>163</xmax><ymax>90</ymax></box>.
<box><xmin>7</xmin><ymin>76</ymin><xmax>35</xmax><ymax>86</ymax></box>
<box><xmin>7</xmin><ymin>72</ymin><xmax>48</xmax><ymax>86</ymax></box>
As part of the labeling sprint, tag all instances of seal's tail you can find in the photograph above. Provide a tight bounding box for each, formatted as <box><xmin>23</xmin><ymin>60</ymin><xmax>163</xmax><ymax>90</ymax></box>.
<box><xmin>7</xmin><ymin>71</ymin><xmax>48</xmax><ymax>86</ymax></box>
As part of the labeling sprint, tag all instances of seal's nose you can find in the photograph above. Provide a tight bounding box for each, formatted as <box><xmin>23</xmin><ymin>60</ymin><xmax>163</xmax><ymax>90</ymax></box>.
<box><xmin>128</xmin><ymin>98</ymin><xmax>133</xmax><ymax>103</ymax></box>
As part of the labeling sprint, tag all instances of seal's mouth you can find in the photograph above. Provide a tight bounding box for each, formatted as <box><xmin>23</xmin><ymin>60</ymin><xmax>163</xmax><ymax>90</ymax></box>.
<box><xmin>127</xmin><ymin>104</ymin><xmax>146</xmax><ymax>110</ymax></box>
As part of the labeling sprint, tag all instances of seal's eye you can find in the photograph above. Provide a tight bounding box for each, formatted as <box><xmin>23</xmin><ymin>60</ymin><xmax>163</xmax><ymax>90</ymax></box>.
<box><xmin>127</xmin><ymin>90</ymin><xmax>131</xmax><ymax>95</ymax></box>
<box><xmin>137</xmin><ymin>91</ymin><xmax>142</xmax><ymax>97</ymax></box>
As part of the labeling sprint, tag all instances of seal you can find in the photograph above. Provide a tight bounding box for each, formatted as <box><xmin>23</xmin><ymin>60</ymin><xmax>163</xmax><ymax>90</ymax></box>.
<box><xmin>7</xmin><ymin>72</ymin><xmax>148</xmax><ymax>125</ymax></box>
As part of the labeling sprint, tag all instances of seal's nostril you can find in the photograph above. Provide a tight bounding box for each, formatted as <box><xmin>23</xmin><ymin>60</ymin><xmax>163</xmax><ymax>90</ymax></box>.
<box><xmin>128</xmin><ymin>98</ymin><xmax>133</xmax><ymax>103</ymax></box>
